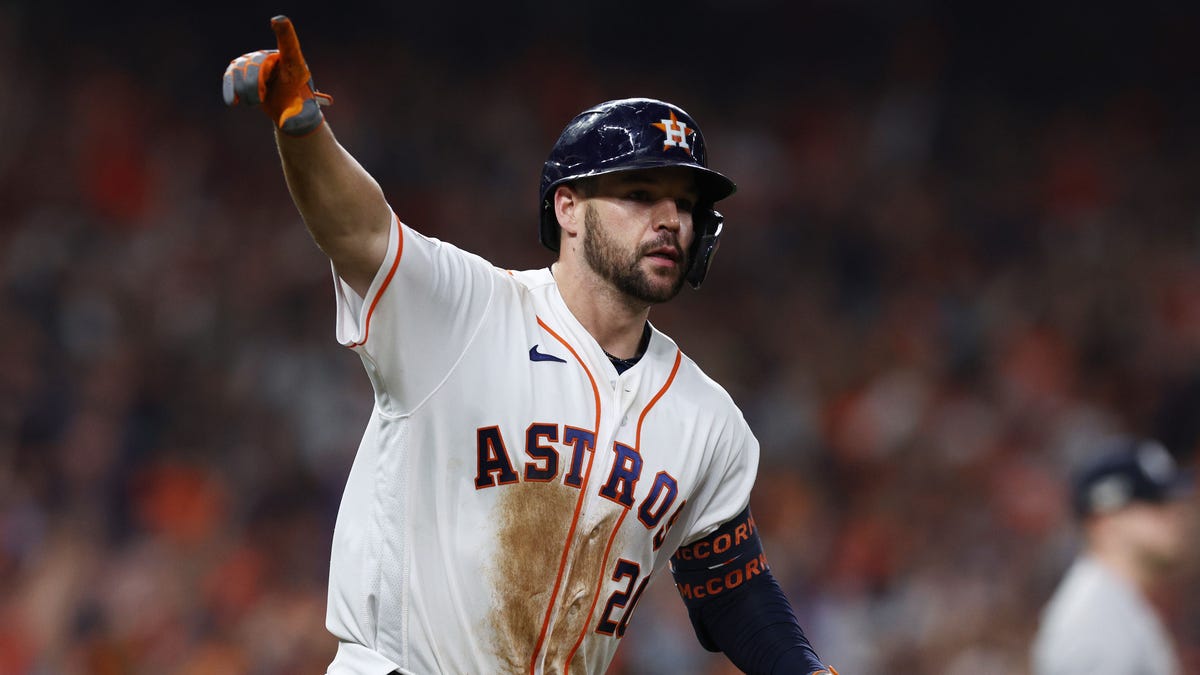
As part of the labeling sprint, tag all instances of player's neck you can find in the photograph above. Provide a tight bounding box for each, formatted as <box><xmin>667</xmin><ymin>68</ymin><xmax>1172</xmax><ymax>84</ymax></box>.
<box><xmin>1090</xmin><ymin>542</ymin><xmax>1158</xmax><ymax>596</ymax></box>
<box><xmin>551</xmin><ymin>261</ymin><xmax>651</xmax><ymax>360</ymax></box>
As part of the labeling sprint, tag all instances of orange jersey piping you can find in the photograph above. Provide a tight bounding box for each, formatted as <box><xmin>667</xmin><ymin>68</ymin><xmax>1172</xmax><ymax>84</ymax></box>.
<box><xmin>529</xmin><ymin>317</ymin><xmax>602</xmax><ymax>674</ymax></box>
<box><xmin>346</xmin><ymin>213</ymin><xmax>404</xmax><ymax>349</ymax></box>
<box><xmin>563</xmin><ymin>348</ymin><xmax>682</xmax><ymax>671</ymax></box>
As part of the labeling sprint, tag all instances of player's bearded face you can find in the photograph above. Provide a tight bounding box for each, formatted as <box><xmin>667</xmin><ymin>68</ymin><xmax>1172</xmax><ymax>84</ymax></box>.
<box><xmin>583</xmin><ymin>203</ymin><xmax>689</xmax><ymax>304</ymax></box>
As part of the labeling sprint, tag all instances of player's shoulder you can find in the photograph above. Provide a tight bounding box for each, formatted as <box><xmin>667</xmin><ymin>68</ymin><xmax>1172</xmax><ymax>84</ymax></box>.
<box><xmin>505</xmin><ymin>266</ymin><xmax>556</xmax><ymax>290</ymax></box>
<box><xmin>1036</xmin><ymin>556</ymin><xmax>1136</xmax><ymax>650</ymax></box>
<box><xmin>648</xmin><ymin>324</ymin><xmax>746</xmax><ymax>417</ymax></box>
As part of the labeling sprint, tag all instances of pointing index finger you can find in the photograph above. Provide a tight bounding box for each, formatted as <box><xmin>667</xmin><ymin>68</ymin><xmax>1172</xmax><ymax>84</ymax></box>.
<box><xmin>270</xmin><ymin>15</ymin><xmax>302</xmax><ymax>63</ymax></box>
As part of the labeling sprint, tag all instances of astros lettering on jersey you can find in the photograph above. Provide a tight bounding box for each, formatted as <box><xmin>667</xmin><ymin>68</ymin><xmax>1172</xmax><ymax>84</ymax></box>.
<box><xmin>324</xmin><ymin>215</ymin><xmax>759</xmax><ymax>674</ymax></box>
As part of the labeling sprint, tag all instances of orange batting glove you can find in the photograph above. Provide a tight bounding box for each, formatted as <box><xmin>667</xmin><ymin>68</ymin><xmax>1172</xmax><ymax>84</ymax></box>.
<box><xmin>222</xmin><ymin>15</ymin><xmax>333</xmax><ymax>136</ymax></box>
<box><xmin>811</xmin><ymin>668</ymin><xmax>840</xmax><ymax>675</ymax></box>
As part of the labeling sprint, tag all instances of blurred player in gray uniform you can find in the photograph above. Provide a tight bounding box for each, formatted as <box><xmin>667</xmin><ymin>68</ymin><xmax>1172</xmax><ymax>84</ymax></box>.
<box><xmin>1032</xmin><ymin>437</ymin><xmax>1195</xmax><ymax>675</ymax></box>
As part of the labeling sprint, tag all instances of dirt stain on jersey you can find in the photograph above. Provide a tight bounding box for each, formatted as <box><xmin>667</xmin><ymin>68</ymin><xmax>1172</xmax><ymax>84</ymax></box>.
<box><xmin>488</xmin><ymin>480</ymin><xmax>575</xmax><ymax>673</ymax></box>
<box><xmin>542</xmin><ymin>508</ymin><xmax>620</xmax><ymax>673</ymax></box>
<box><xmin>488</xmin><ymin>481</ymin><xmax>623</xmax><ymax>674</ymax></box>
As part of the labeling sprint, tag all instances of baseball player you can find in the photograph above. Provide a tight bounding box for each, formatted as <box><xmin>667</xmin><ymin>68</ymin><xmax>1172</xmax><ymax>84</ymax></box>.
<box><xmin>224</xmin><ymin>16</ymin><xmax>838</xmax><ymax>675</ymax></box>
<box><xmin>1031</xmin><ymin>437</ymin><xmax>1195</xmax><ymax>675</ymax></box>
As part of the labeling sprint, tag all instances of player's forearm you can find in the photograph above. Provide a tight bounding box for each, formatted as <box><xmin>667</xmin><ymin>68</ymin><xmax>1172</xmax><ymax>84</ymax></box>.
<box><xmin>276</xmin><ymin>123</ymin><xmax>391</xmax><ymax>293</ymax></box>
<box><xmin>687</xmin><ymin>571</ymin><xmax>825</xmax><ymax>674</ymax></box>
<box><xmin>671</xmin><ymin>508</ymin><xmax>831</xmax><ymax>674</ymax></box>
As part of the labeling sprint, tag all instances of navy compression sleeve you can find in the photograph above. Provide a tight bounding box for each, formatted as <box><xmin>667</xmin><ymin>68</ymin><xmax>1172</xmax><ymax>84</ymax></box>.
<box><xmin>670</xmin><ymin>507</ymin><xmax>825</xmax><ymax>674</ymax></box>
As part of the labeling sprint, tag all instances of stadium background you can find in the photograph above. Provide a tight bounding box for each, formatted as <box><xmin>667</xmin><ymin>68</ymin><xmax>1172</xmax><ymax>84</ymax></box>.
<box><xmin>1</xmin><ymin>1</ymin><xmax>1199</xmax><ymax>672</ymax></box>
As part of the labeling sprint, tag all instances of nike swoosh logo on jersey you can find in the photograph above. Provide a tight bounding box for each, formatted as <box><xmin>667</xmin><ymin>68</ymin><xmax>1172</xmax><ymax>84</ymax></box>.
<box><xmin>529</xmin><ymin>345</ymin><xmax>567</xmax><ymax>363</ymax></box>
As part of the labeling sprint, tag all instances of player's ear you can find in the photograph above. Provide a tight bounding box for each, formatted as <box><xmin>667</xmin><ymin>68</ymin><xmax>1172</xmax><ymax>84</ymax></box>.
<box><xmin>554</xmin><ymin>184</ymin><xmax>584</xmax><ymax>240</ymax></box>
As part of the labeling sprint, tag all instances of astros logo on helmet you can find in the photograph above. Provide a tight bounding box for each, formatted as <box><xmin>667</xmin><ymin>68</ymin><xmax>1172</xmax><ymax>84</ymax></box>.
<box><xmin>652</xmin><ymin>111</ymin><xmax>692</xmax><ymax>154</ymax></box>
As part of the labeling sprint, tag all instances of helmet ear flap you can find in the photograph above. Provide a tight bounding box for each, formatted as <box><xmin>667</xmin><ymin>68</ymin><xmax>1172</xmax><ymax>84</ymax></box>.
<box><xmin>686</xmin><ymin>209</ymin><xmax>723</xmax><ymax>289</ymax></box>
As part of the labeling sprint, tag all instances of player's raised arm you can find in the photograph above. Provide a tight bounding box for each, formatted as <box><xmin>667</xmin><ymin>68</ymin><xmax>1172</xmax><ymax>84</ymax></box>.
<box><xmin>224</xmin><ymin>16</ymin><xmax>390</xmax><ymax>297</ymax></box>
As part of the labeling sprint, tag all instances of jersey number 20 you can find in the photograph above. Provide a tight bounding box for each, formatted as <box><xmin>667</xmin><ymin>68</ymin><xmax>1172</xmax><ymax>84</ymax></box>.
<box><xmin>596</xmin><ymin>558</ymin><xmax>650</xmax><ymax>637</ymax></box>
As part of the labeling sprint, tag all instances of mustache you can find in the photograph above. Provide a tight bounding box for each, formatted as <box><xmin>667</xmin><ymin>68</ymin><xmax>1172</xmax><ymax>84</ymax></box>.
<box><xmin>639</xmin><ymin>236</ymin><xmax>685</xmax><ymax>260</ymax></box>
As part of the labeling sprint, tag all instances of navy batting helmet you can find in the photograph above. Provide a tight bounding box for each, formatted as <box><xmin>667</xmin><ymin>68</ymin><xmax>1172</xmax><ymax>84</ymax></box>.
<box><xmin>539</xmin><ymin>98</ymin><xmax>737</xmax><ymax>289</ymax></box>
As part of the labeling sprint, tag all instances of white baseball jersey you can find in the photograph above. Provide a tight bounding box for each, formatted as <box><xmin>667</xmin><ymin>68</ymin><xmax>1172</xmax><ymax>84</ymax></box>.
<box><xmin>323</xmin><ymin>215</ymin><xmax>759</xmax><ymax>674</ymax></box>
<box><xmin>1031</xmin><ymin>555</ymin><xmax>1182</xmax><ymax>675</ymax></box>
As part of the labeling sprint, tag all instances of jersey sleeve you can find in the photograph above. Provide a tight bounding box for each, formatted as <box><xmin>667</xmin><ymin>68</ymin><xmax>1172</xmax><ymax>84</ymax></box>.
<box><xmin>680</xmin><ymin>411</ymin><xmax>760</xmax><ymax>546</ymax></box>
<box><xmin>332</xmin><ymin>213</ymin><xmax>500</xmax><ymax>415</ymax></box>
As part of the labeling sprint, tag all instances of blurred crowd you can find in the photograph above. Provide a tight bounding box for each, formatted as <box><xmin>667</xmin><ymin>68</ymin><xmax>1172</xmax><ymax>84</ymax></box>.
<box><xmin>2</xmin><ymin>3</ymin><xmax>1199</xmax><ymax>674</ymax></box>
